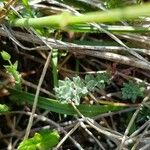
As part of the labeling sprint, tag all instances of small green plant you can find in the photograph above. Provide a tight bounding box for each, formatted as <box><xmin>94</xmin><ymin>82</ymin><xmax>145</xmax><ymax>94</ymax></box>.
<box><xmin>121</xmin><ymin>81</ymin><xmax>145</xmax><ymax>103</ymax></box>
<box><xmin>85</xmin><ymin>73</ymin><xmax>111</xmax><ymax>91</ymax></box>
<box><xmin>54</xmin><ymin>76</ymin><xmax>88</xmax><ymax>105</ymax></box>
<box><xmin>18</xmin><ymin>130</ymin><xmax>60</xmax><ymax>150</ymax></box>
<box><xmin>1</xmin><ymin>51</ymin><xmax>21</xmax><ymax>87</ymax></box>
<box><xmin>54</xmin><ymin>73</ymin><xmax>111</xmax><ymax>105</ymax></box>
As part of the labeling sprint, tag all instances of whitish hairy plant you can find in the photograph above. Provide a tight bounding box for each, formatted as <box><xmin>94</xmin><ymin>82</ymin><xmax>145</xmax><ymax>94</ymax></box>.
<box><xmin>54</xmin><ymin>77</ymin><xmax>88</xmax><ymax>105</ymax></box>
<box><xmin>54</xmin><ymin>73</ymin><xmax>111</xmax><ymax>105</ymax></box>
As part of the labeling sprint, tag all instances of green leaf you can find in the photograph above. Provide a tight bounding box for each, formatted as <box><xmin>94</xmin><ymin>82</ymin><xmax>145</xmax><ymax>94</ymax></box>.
<box><xmin>21</xmin><ymin>0</ymin><xmax>33</xmax><ymax>17</ymax></box>
<box><xmin>38</xmin><ymin>130</ymin><xmax>60</xmax><ymax>150</ymax></box>
<box><xmin>96</xmin><ymin>73</ymin><xmax>111</xmax><ymax>89</ymax></box>
<box><xmin>52</xmin><ymin>49</ymin><xmax>58</xmax><ymax>87</ymax></box>
<box><xmin>1</xmin><ymin>51</ymin><xmax>21</xmax><ymax>89</ymax></box>
<box><xmin>1</xmin><ymin>51</ymin><xmax>11</xmax><ymax>61</ymax></box>
<box><xmin>85</xmin><ymin>74</ymin><xmax>96</xmax><ymax>91</ymax></box>
<box><xmin>21</xmin><ymin>0</ymin><xmax>29</xmax><ymax>6</ymax></box>
<box><xmin>121</xmin><ymin>81</ymin><xmax>145</xmax><ymax>103</ymax></box>
<box><xmin>4</xmin><ymin>61</ymin><xmax>21</xmax><ymax>84</ymax></box>
<box><xmin>84</xmin><ymin>73</ymin><xmax>111</xmax><ymax>91</ymax></box>
<box><xmin>10</xmin><ymin>88</ymin><xmax>126</xmax><ymax>117</ymax></box>
<box><xmin>0</xmin><ymin>104</ymin><xmax>9</xmax><ymax>112</ymax></box>
<box><xmin>96</xmin><ymin>73</ymin><xmax>111</xmax><ymax>84</ymax></box>
<box><xmin>18</xmin><ymin>130</ymin><xmax>59</xmax><ymax>150</ymax></box>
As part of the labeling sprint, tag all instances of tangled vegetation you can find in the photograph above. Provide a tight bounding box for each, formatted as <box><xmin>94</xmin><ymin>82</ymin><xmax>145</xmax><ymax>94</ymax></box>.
<box><xmin>0</xmin><ymin>0</ymin><xmax>150</xmax><ymax>149</ymax></box>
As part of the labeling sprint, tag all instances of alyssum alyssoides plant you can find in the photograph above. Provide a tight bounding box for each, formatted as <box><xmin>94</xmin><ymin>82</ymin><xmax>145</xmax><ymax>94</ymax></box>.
<box><xmin>54</xmin><ymin>73</ymin><xmax>146</xmax><ymax>105</ymax></box>
<box><xmin>54</xmin><ymin>73</ymin><xmax>111</xmax><ymax>105</ymax></box>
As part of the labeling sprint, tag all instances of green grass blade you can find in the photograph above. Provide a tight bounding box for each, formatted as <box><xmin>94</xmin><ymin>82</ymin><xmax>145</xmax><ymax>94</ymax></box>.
<box><xmin>11</xmin><ymin>3</ymin><xmax>150</xmax><ymax>28</ymax></box>
<box><xmin>51</xmin><ymin>49</ymin><xmax>58</xmax><ymax>87</ymax></box>
<box><xmin>66</xmin><ymin>24</ymin><xmax>150</xmax><ymax>33</ymax></box>
<box><xmin>9</xmin><ymin>88</ymin><xmax>125</xmax><ymax>117</ymax></box>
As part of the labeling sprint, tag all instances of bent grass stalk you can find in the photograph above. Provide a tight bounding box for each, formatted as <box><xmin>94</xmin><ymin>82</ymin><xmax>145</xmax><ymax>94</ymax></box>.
<box><xmin>11</xmin><ymin>3</ymin><xmax>150</xmax><ymax>28</ymax></box>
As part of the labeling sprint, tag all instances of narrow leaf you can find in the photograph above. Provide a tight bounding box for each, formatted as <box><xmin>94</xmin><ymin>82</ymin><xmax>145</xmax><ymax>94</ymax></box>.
<box><xmin>10</xmin><ymin>88</ymin><xmax>126</xmax><ymax>117</ymax></box>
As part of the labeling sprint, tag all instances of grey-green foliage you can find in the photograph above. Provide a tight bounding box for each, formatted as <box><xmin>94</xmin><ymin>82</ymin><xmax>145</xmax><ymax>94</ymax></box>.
<box><xmin>85</xmin><ymin>73</ymin><xmax>111</xmax><ymax>91</ymax></box>
<box><xmin>121</xmin><ymin>81</ymin><xmax>145</xmax><ymax>103</ymax></box>
<box><xmin>54</xmin><ymin>76</ymin><xmax>88</xmax><ymax>105</ymax></box>
<box><xmin>54</xmin><ymin>73</ymin><xmax>111</xmax><ymax>105</ymax></box>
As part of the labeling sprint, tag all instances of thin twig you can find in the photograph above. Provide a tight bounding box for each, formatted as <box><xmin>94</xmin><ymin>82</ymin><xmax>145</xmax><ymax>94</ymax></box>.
<box><xmin>24</xmin><ymin>51</ymin><xmax>51</xmax><ymax>140</ymax></box>
<box><xmin>1</xmin><ymin>28</ymin><xmax>150</xmax><ymax>70</ymax></box>
<box><xmin>79</xmin><ymin>119</ymin><xmax>106</xmax><ymax>150</ymax></box>
<box><xmin>22</xmin><ymin>79</ymin><xmax>56</xmax><ymax>98</ymax></box>
<box><xmin>118</xmin><ymin>93</ymin><xmax>150</xmax><ymax>150</ymax></box>
<box><xmin>131</xmin><ymin>122</ymin><xmax>150</xmax><ymax>150</ymax></box>
<box><xmin>54</xmin><ymin>123</ymin><xmax>81</xmax><ymax>150</ymax></box>
<box><xmin>71</xmin><ymin>102</ymin><xmax>123</xmax><ymax>142</ymax></box>
<box><xmin>129</xmin><ymin>120</ymin><xmax>150</xmax><ymax>138</ymax></box>
<box><xmin>0</xmin><ymin>111</ymin><xmax>84</xmax><ymax>150</ymax></box>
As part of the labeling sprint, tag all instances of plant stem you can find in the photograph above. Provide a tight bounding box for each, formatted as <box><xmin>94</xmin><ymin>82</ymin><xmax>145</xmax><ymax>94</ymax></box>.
<box><xmin>11</xmin><ymin>3</ymin><xmax>150</xmax><ymax>28</ymax></box>
<box><xmin>67</xmin><ymin>24</ymin><xmax>150</xmax><ymax>33</ymax></box>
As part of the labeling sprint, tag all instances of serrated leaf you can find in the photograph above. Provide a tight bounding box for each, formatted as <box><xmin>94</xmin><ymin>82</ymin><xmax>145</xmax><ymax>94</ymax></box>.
<box><xmin>55</xmin><ymin>76</ymin><xmax>88</xmax><ymax>105</ymax></box>
<box><xmin>86</xmin><ymin>80</ymin><xmax>96</xmax><ymax>91</ymax></box>
<box><xmin>54</xmin><ymin>73</ymin><xmax>111</xmax><ymax>105</ymax></box>
<box><xmin>95</xmin><ymin>73</ymin><xmax>111</xmax><ymax>89</ymax></box>
<box><xmin>96</xmin><ymin>73</ymin><xmax>110</xmax><ymax>84</ymax></box>
<box><xmin>85</xmin><ymin>74</ymin><xmax>95</xmax><ymax>82</ymax></box>
<box><xmin>96</xmin><ymin>82</ymin><xmax>105</xmax><ymax>89</ymax></box>
<box><xmin>85</xmin><ymin>74</ymin><xmax>97</xmax><ymax>91</ymax></box>
<box><xmin>72</xmin><ymin>76</ymin><xmax>81</xmax><ymax>83</ymax></box>
<box><xmin>121</xmin><ymin>81</ymin><xmax>145</xmax><ymax>103</ymax></box>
